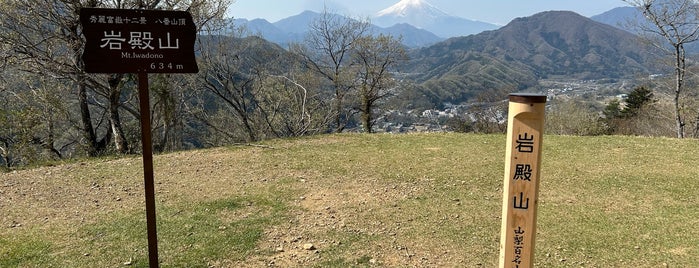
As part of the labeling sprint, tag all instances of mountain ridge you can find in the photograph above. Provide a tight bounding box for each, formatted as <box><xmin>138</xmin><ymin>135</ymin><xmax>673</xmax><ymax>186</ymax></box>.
<box><xmin>399</xmin><ymin>10</ymin><xmax>656</xmax><ymax>106</ymax></box>
<box><xmin>229</xmin><ymin>9</ymin><xmax>659</xmax><ymax>107</ymax></box>
<box><xmin>411</xmin><ymin>11</ymin><xmax>652</xmax><ymax>79</ymax></box>
<box><xmin>232</xmin><ymin>10</ymin><xmax>443</xmax><ymax>48</ymax></box>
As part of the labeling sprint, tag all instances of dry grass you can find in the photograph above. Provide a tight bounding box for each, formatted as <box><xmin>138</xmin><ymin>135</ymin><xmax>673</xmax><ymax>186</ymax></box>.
<box><xmin>1</xmin><ymin>133</ymin><xmax>698</xmax><ymax>267</ymax></box>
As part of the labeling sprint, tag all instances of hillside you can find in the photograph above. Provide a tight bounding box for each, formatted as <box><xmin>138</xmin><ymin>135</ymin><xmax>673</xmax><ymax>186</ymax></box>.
<box><xmin>591</xmin><ymin>6</ymin><xmax>699</xmax><ymax>54</ymax></box>
<box><xmin>590</xmin><ymin>6</ymin><xmax>645</xmax><ymax>33</ymax></box>
<box><xmin>2</xmin><ymin>134</ymin><xmax>698</xmax><ymax>267</ymax></box>
<box><xmin>401</xmin><ymin>11</ymin><xmax>655</xmax><ymax>105</ymax></box>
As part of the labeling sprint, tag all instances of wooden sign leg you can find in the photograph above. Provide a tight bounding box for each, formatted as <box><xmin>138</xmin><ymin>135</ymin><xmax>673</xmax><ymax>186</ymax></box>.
<box><xmin>499</xmin><ymin>94</ymin><xmax>546</xmax><ymax>268</ymax></box>
<box><xmin>138</xmin><ymin>72</ymin><xmax>159</xmax><ymax>268</ymax></box>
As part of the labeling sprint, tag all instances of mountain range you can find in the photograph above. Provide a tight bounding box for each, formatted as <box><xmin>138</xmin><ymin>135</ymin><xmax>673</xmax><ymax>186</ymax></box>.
<box><xmin>233</xmin><ymin>11</ymin><xmax>443</xmax><ymax>48</ymax></box>
<box><xmin>398</xmin><ymin>10</ymin><xmax>656</xmax><ymax>105</ymax></box>
<box><xmin>232</xmin><ymin>1</ymin><xmax>655</xmax><ymax>50</ymax></box>
<box><xmin>232</xmin><ymin>0</ymin><xmax>502</xmax><ymax>48</ymax></box>
<box><xmin>226</xmin><ymin>1</ymin><xmax>665</xmax><ymax>108</ymax></box>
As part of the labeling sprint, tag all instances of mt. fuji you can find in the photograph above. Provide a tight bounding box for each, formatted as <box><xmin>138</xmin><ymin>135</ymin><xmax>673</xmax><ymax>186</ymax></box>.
<box><xmin>376</xmin><ymin>0</ymin><xmax>449</xmax><ymax>19</ymax></box>
<box><xmin>373</xmin><ymin>0</ymin><xmax>500</xmax><ymax>38</ymax></box>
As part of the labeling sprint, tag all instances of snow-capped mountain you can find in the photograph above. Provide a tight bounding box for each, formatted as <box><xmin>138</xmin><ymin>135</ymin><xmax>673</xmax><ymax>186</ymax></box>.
<box><xmin>373</xmin><ymin>0</ymin><xmax>500</xmax><ymax>38</ymax></box>
<box><xmin>376</xmin><ymin>0</ymin><xmax>449</xmax><ymax>20</ymax></box>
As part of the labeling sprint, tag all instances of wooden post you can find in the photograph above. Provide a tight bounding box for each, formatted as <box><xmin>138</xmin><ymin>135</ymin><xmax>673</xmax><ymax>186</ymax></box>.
<box><xmin>138</xmin><ymin>72</ymin><xmax>159</xmax><ymax>268</ymax></box>
<box><xmin>499</xmin><ymin>93</ymin><xmax>546</xmax><ymax>268</ymax></box>
<box><xmin>80</xmin><ymin>9</ymin><xmax>198</xmax><ymax>268</ymax></box>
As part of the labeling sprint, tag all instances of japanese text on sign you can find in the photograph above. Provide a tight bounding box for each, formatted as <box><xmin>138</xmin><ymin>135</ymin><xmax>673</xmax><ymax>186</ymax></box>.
<box><xmin>513</xmin><ymin>164</ymin><xmax>532</xmax><ymax>181</ymax></box>
<box><xmin>512</xmin><ymin>132</ymin><xmax>536</xmax><ymax>212</ymax></box>
<box><xmin>80</xmin><ymin>8</ymin><xmax>198</xmax><ymax>73</ymax></box>
<box><xmin>515</xmin><ymin>133</ymin><xmax>535</xmax><ymax>153</ymax></box>
<box><xmin>513</xmin><ymin>227</ymin><xmax>525</xmax><ymax>267</ymax></box>
<box><xmin>100</xmin><ymin>31</ymin><xmax>179</xmax><ymax>51</ymax></box>
<box><xmin>87</xmin><ymin>15</ymin><xmax>187</xmax><ymax>25</ymax></box>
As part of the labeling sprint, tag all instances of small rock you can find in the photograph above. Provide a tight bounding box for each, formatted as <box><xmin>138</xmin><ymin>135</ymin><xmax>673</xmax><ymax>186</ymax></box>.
<box><xmin>369</xmin><ymin>258</ymin><xmax>377</xmax><ymax>264</ymax></box>
<box><xmin>123</xmin><ymin>258</ymin><xmax>133</xmax><ymax>266</ymax></box>
<box><xmin>275</xmin><ymin>246</ymin><xmax>284</xmax><ymax>252</ymax></box>
<box><xmin>634</xmin><ymin>246</ymin><xmax>641</xmax><ymax>250</ymax></box>
<box><xmin>116</xmin><ymin>197</ymin><xmax>122</xmax><ymax>201</ymax></box>
<box><xmin>83</xmin><ymin>253</ymin><xmax>90</xmax><ymax>256</ymax></box>
<box><xmin>302</xmin><ymin>243</ymin><xmax>316</xmax><ymax>250</ymax></box>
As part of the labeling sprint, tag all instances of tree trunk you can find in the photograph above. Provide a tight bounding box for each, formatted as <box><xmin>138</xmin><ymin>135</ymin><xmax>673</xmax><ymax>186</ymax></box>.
<box><xmin>70</xmin><ymin>11</ymin><xmax>100</xmax><ymax>156</ymax></box>
<box><xmin>674</xmin><ymin>44</ymin><xmax>685</xmax><ymax>139</ymax></box>
<box><xmin>0</xmin><ymin>139</ymin><xmax>10</xmax><ymax>168</ymax></box>
<box><xmin>108</xmin><ymin>74</ymin><xmax>129</xmax><ymax>154</ymax></box>
<box><xmin>78</xmin><ymin>74</ymin><xmax>99</xmax><ymax>156</ymax></box>
<box><xmin>361</xmin><ymin>90</ymin><xmax>373</xmax><ymax>133</ymax></box>
<box><xmin>334</xmin><ymin>88</ymin><xmax>344</xmax><ymax>133</ymax></box>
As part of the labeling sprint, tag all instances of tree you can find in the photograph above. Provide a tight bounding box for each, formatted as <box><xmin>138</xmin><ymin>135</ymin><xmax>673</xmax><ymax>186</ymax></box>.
<box><xmin>622</xmin><ymin>86</ymin><xmax>655</xmax><ymax>117</ymax></box>
<box><xmin>0</xmin><ymin>0</ymin><xmax>230</xmax><ymax>158</ymax></box>
<box><xmin>353</xmin><ymin>34</ymin><xmax>406</xmax><ymax>132</ymax></box>
<box><xmin>0</xmin><ymin>70</ymin><xmax>73</xmax><ymax>167</ymax></box>
<box><xmin>196</xmin><ymin>35</ymin><xmax>261</xmax><ymax>143</ymax></box>
<box><xmin>625</xmin><ymin>0</ymin><xmax>699</xmax><ymax>138</ymax></box>
<box><xmin>603</xmin><ymin>99</ymin><xmax>624</xmax><ymax>119</ymax></box>
<box><xmin>602</xmin><ymin>86</ymin><xmax>668</xmax><ymax>136</ymax></box>
<box><xmin>262</xmin><ymin>73</ymin><xmax>335</xmax><ymax>138</ymax></box>
<box><xmin>546</xmin><ymin>97</ymin><xmax>606</xmax><ymax>136</ymax></box>
<box><xmin>1</xmin><ymin>0</ymin><xmax>106</xmax><ymax>156</ymax></box>
<box><xmin>191</xmin><ymin>24</ymin><xmax>334</xmax><ymax>145</ymax></box>
<box><xmin>292</xmin><ymin>9</ymin><xmax>371</xmax><ymax>133</ymax></box>
<box><xmin>467</xmin><ymin>88</ymin><xmax>509</xmax><ymax>134</ymax></box>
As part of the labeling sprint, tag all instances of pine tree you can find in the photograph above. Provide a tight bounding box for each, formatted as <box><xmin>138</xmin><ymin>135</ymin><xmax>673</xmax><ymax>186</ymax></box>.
<box><xmin>621</xmin><ymin>86</ymin><xmax>654</xmax><ymax>117</ymax></box>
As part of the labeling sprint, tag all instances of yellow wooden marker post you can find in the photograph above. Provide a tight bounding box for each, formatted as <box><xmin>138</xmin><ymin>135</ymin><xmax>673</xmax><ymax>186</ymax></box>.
<box><xmin>499</xmin><ymin>93</ymin><xmax>546</xmax><ymax>268</ymax></box>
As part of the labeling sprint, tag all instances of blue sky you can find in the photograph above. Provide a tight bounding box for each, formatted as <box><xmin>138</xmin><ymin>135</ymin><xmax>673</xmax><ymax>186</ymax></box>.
<box><xmin>228</xmin><ymin>0</ymin><xmax>628</xmax><ymax>25</ymax></box>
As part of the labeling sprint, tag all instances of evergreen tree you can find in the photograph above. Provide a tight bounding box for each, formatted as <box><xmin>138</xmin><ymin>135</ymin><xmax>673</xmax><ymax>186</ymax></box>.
<box><xmin>621</xmin><ymin>86</ymin><xmax>654</xmax><ymax>117</ymax></box>
<box><xmin>603</xmin><ymin>99</ymin><xmax>623</xmax><ymax>119</ymax></box>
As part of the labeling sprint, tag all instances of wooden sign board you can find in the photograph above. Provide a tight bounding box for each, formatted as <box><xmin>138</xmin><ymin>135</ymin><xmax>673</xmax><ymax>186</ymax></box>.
<box><xmin>499</xmin><ymin>94</ymin><xmax>546</xmax><ymax>268</ymax></box>
<box><xmin>80</xmin><ymin>8</ymin><xmax>199</xmax><ymax>268</ymax></box>
<box><xmin>80</xmin><ymin>8</ymin><xmax>198</xmax><ymax>73</ymax></box>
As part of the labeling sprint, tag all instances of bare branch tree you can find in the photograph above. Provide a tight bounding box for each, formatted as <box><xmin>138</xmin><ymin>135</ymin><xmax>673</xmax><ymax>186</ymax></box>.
<box><xmin>353</xmin><ymin>34</ymin><xmax>407</xmax><ymax>133</ymax></box>
<box><xmin>626</xmin><ymin>0</ymin><xmax>699</xmax><ymax>138</ymax></box>
<box><xmin>0</xmin><ymin>0</ymin><xmax>230</xmax><ymax>158</ymax></box>
<box><xmin>292</xmin><ymin>9</ymin><xmax>371</xmax><ymax>133</ymax></box>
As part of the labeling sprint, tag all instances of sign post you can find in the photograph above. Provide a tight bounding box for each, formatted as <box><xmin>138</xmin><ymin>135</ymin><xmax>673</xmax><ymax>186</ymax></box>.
<box><xmin>80</xmin><ymin>8</ymin><xmax>198</xmax><ymax>268</ymax></box>
<box><xmin>499</xmin><ymin>93</ymin><xmax>546</xmax><ymax>268</ymax></box>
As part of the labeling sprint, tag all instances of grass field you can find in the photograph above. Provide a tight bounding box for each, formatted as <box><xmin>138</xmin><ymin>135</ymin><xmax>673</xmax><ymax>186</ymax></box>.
<box><xmin>1</xmin><ymin>133</ymin><xmax>698</xmax><ymax>267</ymax></box>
